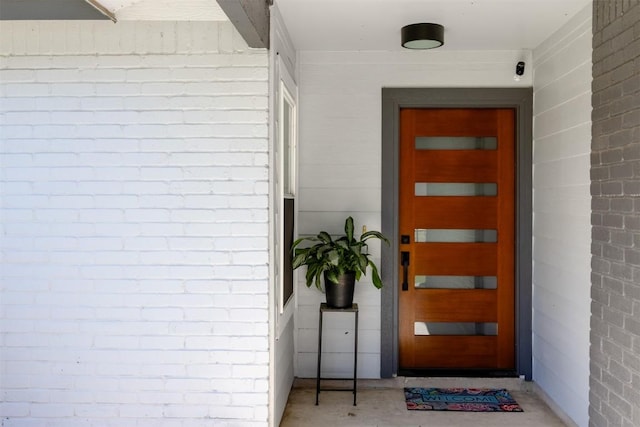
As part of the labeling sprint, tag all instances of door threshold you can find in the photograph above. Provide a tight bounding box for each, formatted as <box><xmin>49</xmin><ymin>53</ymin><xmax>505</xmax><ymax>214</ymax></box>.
<box><xmin>398</xmin><ymin>369</ymin><xmax>518</xmax><ymax>378</ymax></box>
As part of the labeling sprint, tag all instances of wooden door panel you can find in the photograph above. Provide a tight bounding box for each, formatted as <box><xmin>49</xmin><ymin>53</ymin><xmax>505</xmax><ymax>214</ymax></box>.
<box><xmin>413</xmin><ymin>290</ymin><xmax>497</xmax><ymax>322</ymax></box>
<box><xmin>413</xmin><ymin>197</ymin><xmax>497</xmax><ymax>228</ymax></box>
<box><xmin>413</xmin><ymin>151</ymin><xmax>497</xmax><ymax>182</ymax></box>
<box><xmin>412</xmin><ymin>109</ymin><xmax>498</xmax><ymax>135</ymax></box>
<box><xmin>411</xmin><ymin>337</ymin><xmax>498</xmax><ymax>368</ymax></box>
<box><xmin>399</xmin><ymin>108</ymin><xmax>515</xmax><ymax>371</ymax></box>
<box><xmin>414</xmin><ymin>244</ymin><xmax>497</xmax><ymax>276</ymax></box>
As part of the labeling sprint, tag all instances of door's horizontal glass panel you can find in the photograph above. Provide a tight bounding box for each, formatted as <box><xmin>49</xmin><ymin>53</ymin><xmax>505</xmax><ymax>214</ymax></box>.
<box><xmin>416</xmin><ymin>136</ymin><xmax>497</xmax><ymax>150</ymax></box>
<box><xmin>414</xmin><ymin>322</ymin><xmax>498</xmax><ymax>336</ymax></box>
<box><xmin>415</xmin><ymin>275</ymin><xmax>497</xmax><ymax>289</ymax></box>
<box><xmin>415</xmin><ymin>183</ymin><xmax>497</xmax><ymax>196</ymax></box>
<box><xmin>414</xmin><ymin>229</ymin><xmax>497</xmax><ymax>243</ymax></box>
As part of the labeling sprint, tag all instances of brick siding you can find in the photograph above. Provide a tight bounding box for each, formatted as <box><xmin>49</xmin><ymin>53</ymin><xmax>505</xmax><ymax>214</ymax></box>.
<box><xmin>0</xmin><ymin>21</ymin><xmax>269</xmax><ymax>426</ymax></box>
<box><xmin>590</xmin><ymin>1</ymin><xmax>640</xmax><ymax>426</ymax></box>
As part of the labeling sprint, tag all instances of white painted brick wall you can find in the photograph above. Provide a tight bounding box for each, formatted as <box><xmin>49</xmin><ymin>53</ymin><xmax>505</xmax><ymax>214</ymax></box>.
<box><xmin>532</xmin><ymin>5</ymin><xmax>592</xmax><ymax>427</ymax></box>
<box><xmin>0</xmin><ymin>21</ymin><xmax>269</xmax><ymax>426</ymax></box>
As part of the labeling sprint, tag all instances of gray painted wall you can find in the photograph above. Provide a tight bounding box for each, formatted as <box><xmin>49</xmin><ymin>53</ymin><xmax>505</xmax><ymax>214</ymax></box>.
<box><xmin>590</xmin><ymin>1</ymin><xmax>640</xmax><ymax>426</ymax></box>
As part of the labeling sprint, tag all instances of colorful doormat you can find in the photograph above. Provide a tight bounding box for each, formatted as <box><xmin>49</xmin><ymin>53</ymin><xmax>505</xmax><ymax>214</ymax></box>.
<box><xmin>404</xmin><ymin>387</ymin><xmax>524</xmax><ymax>412</ymax></box>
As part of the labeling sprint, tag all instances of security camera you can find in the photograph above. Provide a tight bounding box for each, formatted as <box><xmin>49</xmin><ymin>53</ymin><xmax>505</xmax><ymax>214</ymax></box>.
<box><xmin>514</xmin><ymin>61</ymin><xmax>525</xmax><ymax>81</ymax></box>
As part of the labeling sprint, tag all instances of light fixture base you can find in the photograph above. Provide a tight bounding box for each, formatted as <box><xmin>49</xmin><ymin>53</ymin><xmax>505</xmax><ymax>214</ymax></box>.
<box><xmin>401</xmin><ymin>23</ymin><xmax>444</xmax><ymax>49</ymax></box>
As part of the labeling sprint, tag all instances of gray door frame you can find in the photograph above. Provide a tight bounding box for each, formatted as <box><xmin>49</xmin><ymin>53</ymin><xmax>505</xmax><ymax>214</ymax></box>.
<box><xmin>380</xmin><ymin>88</ymin><xmax>533</xmax><ymax>379</ymax></box>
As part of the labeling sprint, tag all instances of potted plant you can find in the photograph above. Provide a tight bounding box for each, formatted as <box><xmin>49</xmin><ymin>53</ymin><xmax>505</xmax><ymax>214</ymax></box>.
<box><xmin>291</xmin><ymin>216</ymin><xmax>390</xmax><ymax>308</ymax></box>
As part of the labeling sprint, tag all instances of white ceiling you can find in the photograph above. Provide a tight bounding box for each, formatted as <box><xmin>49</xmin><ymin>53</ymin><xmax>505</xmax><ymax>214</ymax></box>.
<box><xmin>93</xmin><ymin>0</ymin><xmax>591</xmax><ymax>51</ymax></box>
<box><xmin>275</xmin><ymin>0</ymin><xmax>591</xmax><ymax>51</ymax></box>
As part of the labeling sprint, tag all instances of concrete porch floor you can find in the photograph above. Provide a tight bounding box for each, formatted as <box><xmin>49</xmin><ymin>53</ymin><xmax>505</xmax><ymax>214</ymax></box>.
<box><xmin>280</xmin><ymin>377</ymin><xmax>570</xmax><ymax>427</ymax></box>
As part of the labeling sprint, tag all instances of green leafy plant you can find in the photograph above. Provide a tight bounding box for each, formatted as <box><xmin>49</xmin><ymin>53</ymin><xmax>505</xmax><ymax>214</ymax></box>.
<box><xmin>291</xmin><ymin>216</ymin><xmax>390</xmax><ymax>290</ymax></box>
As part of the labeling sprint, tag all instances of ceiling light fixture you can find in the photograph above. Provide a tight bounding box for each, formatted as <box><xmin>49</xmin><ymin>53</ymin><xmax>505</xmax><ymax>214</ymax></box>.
<box><xmin>401</xmin><ymin>23</ymin><xmax>444</xmax><ymax>49</ymax></box>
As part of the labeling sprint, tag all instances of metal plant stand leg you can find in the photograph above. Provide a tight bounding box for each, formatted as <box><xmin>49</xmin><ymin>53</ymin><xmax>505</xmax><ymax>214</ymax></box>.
<box><xmin>315</xmin><ymin>304</ymin><xmax>323</xmax><ymax>405</ymax></box>
<box><xmin>315</xmin><ymin>303</ymin><xmax>359</xmax><ymax>406</ymax></box>
<box><xmin>353</xmin><ymin>307</ymin><xmax>358</xmax><ymax>406</ymax></box>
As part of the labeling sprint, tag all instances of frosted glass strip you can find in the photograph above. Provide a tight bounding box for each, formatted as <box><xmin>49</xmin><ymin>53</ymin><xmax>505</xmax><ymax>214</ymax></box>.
<box><xmin>414</xmin><ymin>322</ymin><xmax>498</xmax><ymax>336</ymax></box>
<box><xmin>415</xmin><ymin>276</ymin><xmax>497</xmax><ymax>289</ymax></box>
<box><xmin>414</xmin><ymin>229</ymin><xmax>497</xmax><ymax>243</ymax></box>
<box><xmin>415</xmin><ymin>183</ymin><xmax>497</xmax><ymax>196</ymax></box>
<box><xmin>415</xmin><ymin>136</ymin><xmax>497</xmax><ymax>150</ymax></box>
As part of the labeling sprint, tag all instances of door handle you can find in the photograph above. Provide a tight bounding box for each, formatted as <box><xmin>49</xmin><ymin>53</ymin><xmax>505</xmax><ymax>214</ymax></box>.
<box><xmin>401</xmin><ymin>251</ymin><xmax>410</xmax><ymax>291</ymax></box>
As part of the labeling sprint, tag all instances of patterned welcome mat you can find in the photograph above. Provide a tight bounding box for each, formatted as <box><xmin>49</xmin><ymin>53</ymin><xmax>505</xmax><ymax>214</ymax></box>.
<box><xmin>404</xmin><ymin>387</ymin><xmax>524</xmax><ymax>412</ymax></box>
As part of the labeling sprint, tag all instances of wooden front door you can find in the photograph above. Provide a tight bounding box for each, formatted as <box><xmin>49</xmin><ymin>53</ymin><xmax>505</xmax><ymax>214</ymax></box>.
<box><xmin>398</xmin><ymin>108</ymin><xmax>516</xmax><ymax>370</ymax></box>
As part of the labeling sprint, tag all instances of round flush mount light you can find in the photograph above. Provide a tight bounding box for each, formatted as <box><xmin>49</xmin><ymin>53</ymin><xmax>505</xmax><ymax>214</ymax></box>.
<box><xmin>401</xmin><ymin>23</ymin><xmax>444</xmax><ymax>49</ymax></box>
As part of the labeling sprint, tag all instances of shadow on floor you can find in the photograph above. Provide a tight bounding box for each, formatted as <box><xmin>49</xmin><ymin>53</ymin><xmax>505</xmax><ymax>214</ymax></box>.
<box><xmin>280</xmin><ymin>377</ymin><xmax>569</xmax><ymax>427</ymax></box>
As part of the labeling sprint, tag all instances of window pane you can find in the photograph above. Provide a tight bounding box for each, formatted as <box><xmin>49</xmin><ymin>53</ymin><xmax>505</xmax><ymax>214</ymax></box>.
<box><xmin>414</xmin><ymin>229</ymin><xmax>497</xmax><ymax>243</ymax></box>
<box><xmin>283</xmin><ymin>98</ymin><xmax>292</xmax><ymax>195</ymax></box>
<box><xmin>415</xmin><ymin>275</ymin><xmax>497</xmax><ymax>289</ymax></box>
<box><xmin>282</xmin><ymin>198</ymin><xmax>295</xmax><ymax>309</ymax></box>
<box><xmin>416</xmin><ymin>136</ymin><xmax>497</xmax><ymax>150</ymax></box>
<box><xmin>415</xmin><ymin>183</ymin><xmax>497</xmax><ymax>196</ymax></box>
<box><xmin>414</xmin><ymin>322</ymin><xmax>498</xmax><ymax>336</ymax></box>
